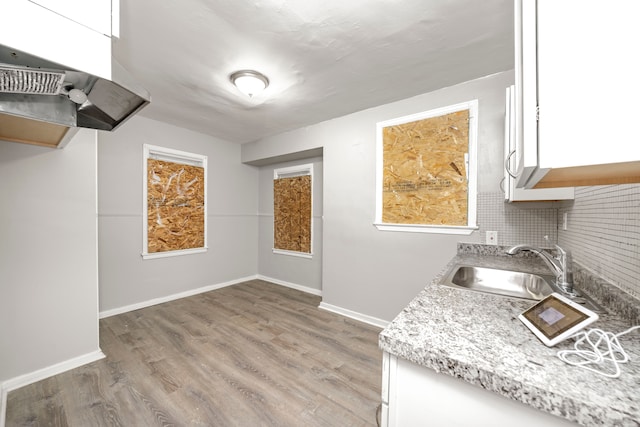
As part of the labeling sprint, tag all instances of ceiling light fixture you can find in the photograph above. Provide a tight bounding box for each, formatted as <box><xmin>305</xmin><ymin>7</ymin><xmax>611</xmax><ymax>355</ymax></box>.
<box><xmin>230</xmin><ymin>70</ymin><xmax>269</xmax><ymax>97</ymax></box>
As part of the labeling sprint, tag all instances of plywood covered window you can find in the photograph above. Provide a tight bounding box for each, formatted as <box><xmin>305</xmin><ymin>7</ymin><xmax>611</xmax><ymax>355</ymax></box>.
<box><xmin>374</xmin><ymin>101</ymin><xmax>478</xmax><ymax>234</ymax></box>
<box><xmin>143</xmin><ymin>145</ymin><xmax>207</xmax><ymax>259</ymax></box>
<box><xmin>273</xmin><ymin>164</ymin><xmax>313</xmax><ymax>258</ymax></box>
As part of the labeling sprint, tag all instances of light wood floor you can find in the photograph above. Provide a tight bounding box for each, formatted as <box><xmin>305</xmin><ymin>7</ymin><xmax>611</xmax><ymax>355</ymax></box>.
<box><xmin>6</xmin><ymin>280</ymin><xmax>383</xmax><ymax>426</ymax></box>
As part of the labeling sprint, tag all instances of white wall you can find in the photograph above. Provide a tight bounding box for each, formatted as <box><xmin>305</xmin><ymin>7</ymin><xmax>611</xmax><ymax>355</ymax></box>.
<box><xmin>98</xmin><ymin>116</ymin><xmax>259</xmax><ymax>314</ymax></box>
<box><xmin>0</xmin><ymin>130</ymin><xmax>100</xmax><ymax>384</ymax></box>
<box><xmin>243</xmin><ymin>71</ymin><xmax>513</xmax><ymax>321</ymax></box>
<box><xmin>257</xmin><ymin>157</ymin><xmax>323</xmax><ymax>292</ymax></box>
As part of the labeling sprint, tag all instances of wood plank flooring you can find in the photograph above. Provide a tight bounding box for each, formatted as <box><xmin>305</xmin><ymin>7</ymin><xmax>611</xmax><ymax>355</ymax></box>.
<box><xmin>6</xmin><ymin>280</ymin><xmax>383</xmax><ymax>426</ymax></box>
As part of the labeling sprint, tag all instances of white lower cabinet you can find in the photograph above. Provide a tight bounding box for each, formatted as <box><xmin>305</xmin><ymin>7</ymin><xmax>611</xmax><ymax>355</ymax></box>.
<box><xmin>381</xmin><ymin>352</ymin><xmax>577</xmax><ymax>427</ymax></box>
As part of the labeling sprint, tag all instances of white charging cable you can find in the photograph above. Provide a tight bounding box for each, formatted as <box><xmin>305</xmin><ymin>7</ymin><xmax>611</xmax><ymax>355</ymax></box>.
<box><xmin>557</xmin><ymin>326</ymin><xmax>640</xmax><ymax>378</ymax></box>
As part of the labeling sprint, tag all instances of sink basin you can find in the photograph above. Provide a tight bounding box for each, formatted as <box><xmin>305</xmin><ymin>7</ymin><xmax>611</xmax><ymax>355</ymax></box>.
<box><xmin>441</xmin><ymin>265</ymin><xmax>554</xmax><ymax>300</ymax></box>
<box><xmin>440</xmin><ymin>264</ymin><xmax>606</xmax><ymax>312</ymax></box>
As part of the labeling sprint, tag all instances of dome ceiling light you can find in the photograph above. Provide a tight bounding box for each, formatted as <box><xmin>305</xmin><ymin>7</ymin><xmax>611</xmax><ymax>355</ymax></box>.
<box><xmin>229</xmin><ymin>70</ymin><xmax>269</xmax><ymax>97</ymax></box>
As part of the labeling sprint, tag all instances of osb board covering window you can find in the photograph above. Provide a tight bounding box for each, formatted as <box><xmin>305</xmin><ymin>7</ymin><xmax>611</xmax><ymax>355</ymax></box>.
<box><xmin>274</xmin><ymin>175</ymin><xmax>312</xmax><ymax>253</ymax></box>
<box><xmin>147</xmin><ymin>158</ymin><xmax>205</xmax><ymax>253</ymax></box>
<box><xmin>382</xmin><ymin>109</ymin><xmax>469</xmax><ymax>226</ymax></box>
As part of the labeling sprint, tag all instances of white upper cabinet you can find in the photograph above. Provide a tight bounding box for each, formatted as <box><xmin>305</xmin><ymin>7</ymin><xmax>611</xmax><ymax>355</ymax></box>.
<box><xmin>0</xmin><ymin>0</ymin><xmax>113</xmax><ymax>79</ymax></box>
<box><xmin>504</xmin><ymin>85</ymin><xmax>574</xmax><ymax>202</ymax></box>
<box><xmin>31</xmin><ymin>0</ymin><xmax>113</xmax><ymax>36</ymax></box>
<box><xmin>514</xmin><ymin>0</ymin><xmax>640</xmax><ymax>189</ymax></box>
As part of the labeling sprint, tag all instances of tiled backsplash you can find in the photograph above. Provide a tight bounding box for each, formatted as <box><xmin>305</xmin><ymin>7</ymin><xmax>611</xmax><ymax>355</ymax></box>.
<box><xmin>559</xmin><ymin>184</ymin><xmax>640</xmax><ymax>299</ymax></box>
<box><xmin>474</xmin><ymin>186</ymin><xmax>640</xmax><ymax>300</ymax></box>
<box><xmin>475</xmin><ymin>192</ymin><xmax>558</xmax><ymax>248</ymax></box>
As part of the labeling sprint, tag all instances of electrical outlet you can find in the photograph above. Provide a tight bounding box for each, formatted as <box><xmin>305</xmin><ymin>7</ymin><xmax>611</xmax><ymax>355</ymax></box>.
<box><xmin>486</xmin><ymin>231</ymin><xmax>498</xmax><ymax>245</ymax></box>
<box><xmin>563</xmin><ymin>212</ymin><xmax>568</xmax><ymax>230</ymax></box>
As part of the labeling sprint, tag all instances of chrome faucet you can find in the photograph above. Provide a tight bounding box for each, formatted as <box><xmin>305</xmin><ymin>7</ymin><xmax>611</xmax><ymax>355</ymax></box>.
<box><xmin>506</xmin><ymin>244</ymin><xmax>575</xmax><ymax>295</ymax></box>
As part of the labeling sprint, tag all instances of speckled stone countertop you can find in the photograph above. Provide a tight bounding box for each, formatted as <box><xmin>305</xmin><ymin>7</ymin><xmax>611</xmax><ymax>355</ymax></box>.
<box><xmin>379</xmin><ymin>244</ymin><xmax>640</xmax><ymax>427</ymax></box>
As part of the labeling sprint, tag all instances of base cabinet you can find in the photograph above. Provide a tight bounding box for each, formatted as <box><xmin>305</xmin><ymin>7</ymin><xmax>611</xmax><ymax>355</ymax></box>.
<box><xmin>381</xmin><ymin>352</ymin><xmax>577</xmax><ymax>427</ymax></box>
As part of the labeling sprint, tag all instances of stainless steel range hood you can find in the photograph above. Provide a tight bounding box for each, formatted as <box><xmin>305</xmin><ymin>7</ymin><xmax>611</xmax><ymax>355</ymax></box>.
<box><xmin>0</xmin><ymin>44</ymin><xmax>150</xmax><ymax>133</ymax></box>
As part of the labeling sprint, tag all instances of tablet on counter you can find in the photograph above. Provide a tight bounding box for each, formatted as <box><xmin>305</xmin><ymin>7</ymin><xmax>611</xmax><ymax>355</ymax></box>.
<box><xmin>519</xmin><ymin>293</ymin><xmax>599</xmax><ymax>347</ymax></box>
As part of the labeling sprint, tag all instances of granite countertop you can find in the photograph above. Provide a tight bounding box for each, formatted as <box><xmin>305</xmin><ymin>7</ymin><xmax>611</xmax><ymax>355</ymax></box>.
<box><xmin>379</xmin><ymin>244</ymin><xmax>640</xmax><ymax>427</ymax></box>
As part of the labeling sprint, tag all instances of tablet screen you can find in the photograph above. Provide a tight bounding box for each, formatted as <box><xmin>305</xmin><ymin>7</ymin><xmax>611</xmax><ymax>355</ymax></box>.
<box><xmin>521</xmin><ymin>294</ymin><xmax>590</xmax><ymax>341</ymax></box>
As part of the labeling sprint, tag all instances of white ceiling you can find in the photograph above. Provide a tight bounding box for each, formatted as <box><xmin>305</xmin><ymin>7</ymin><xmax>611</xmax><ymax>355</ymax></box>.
<box><xmin>113</xmin><ymin>0</ymin><xmax>514</xmax><ymax>144</ymax></box>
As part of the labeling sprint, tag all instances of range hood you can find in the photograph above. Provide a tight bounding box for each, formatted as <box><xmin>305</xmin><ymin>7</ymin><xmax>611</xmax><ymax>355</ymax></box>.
<box><xmin>0</xmin><ymin>44</ymin><xmax>150</xmax><ymax>135</ymax></box>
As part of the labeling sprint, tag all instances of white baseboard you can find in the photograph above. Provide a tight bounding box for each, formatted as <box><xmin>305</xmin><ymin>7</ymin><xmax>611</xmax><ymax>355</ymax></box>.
<box><xmin>256</xmin><ymin>275</ymin><xmax>323</xmax><ymax>296</ymax></box>
<box><xmin>1</xmin><ymin>350</ymin><xmax>105</xmax><ymax>393</ymax></box>
<box><xmin>319</xmin><ymin>302</ymin><xmax>389</xmax><ymax>329</ymax></box>
<box><xmin>99</xmin><ymin>275</ymin><xmax>258</xmax><ymax>318</ymax></box>
<box><xmin>0</xmin><ymin>349</ymin><xmax>105</xmax><ymax>427</ymax></box>
<box><xmin>255</xmin><ymin>277</ymin><xmax>387</xmax><ymax>328</ymax></box>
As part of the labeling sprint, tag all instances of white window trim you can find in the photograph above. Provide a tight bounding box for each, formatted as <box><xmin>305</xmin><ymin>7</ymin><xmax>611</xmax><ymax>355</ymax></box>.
<box><xmin>272</xmin><ymin>248</ymin><xmax>313</xmax><ymax>259</ymax></box>
<box><xmin>142</xmin><ymin>144</ymin><xmax>208</xmax><ymax>260</ymax></box>
<box><xmin>374</xmin><ymin>100</ymin><xmax>479</xmax><ymax>235</ymax></box>
<box><xmin>273</xmin><ymin>163</ymin><xmax>313</xmax><ymax>258</ymax></box>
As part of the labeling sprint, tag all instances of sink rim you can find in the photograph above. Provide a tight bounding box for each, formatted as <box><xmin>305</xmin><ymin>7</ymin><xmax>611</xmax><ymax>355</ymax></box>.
<box><xmin>440</xmin><ymin>264</ymin><xmax>555</xmax><ymax>301</ymax></box>
<box><xmin>439</xmin><ymin>263</ymin><xmax>606</xmax><ymax>313</ymax></box>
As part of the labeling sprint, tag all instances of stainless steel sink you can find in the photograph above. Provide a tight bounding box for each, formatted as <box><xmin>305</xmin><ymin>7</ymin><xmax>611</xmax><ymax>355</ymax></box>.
<box><xmin>442</xmin><ymin>265</ymin><xmax>554</xmax><ymax>300</ymax></box>
<box><xmin>440</xmin><ymin>264</ymin><xmax>606</xmax><ymax>312</ymax></box>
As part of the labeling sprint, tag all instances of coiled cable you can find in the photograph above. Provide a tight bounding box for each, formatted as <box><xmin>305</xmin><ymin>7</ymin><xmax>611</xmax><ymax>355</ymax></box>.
<box><xmin>557</xmin><ymin>326</ymin><xmax>640</xmax><ymax>378</ymax></box>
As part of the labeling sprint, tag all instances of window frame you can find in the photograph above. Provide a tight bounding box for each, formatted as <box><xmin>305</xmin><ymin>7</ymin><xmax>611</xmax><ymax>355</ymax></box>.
<box><xmin>142</xmin><ymin>144</ymin><xmax>208</xmax><ymax>260</ymax></box>
<box><xmin>272</xmin><ymin>163</ymin><xmax>314</xmax><ymax>259</ymax></box>
<box><xmin>374</xmin><ymin>100</ymin><xmax>479</xmax><ymax>234</ymax></box>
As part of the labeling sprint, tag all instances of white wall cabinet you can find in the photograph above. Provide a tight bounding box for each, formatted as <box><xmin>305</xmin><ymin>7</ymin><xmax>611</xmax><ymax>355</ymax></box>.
<box><xmin>0</xmin><ymin>0</ymin><xmax>113</xmax><ymax>79</ymax></box>
<box><xmin>504</xmin><ymin>85</ymin><xmax>574</xmax><ymax>202</ymax></box>
<box><xmin>30</xmin><ymin>0</ymin><xmax>113</xmax><ymax>36</ymax></box>
<box><xmin>381</xmin><ymin>352</ymin><xmax>578</xmax><ymax>427</ymax></box>
<box><xmin>514</xmin><ymin>0</ymin><xmax>640</xmax><ymax>189</ymax></box>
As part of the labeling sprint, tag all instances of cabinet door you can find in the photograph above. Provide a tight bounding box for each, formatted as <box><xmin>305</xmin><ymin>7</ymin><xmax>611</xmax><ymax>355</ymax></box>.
<box><xmin>31</xmin><ymin>0</ymin><xmax>113</xmax><ymax>36</ymax></box>
<box><xmin>537</xmin><ymin>0</ymin><xmax>640</xmax><ymax>169</ymax></box>
<box><xmin>513</xmin><ymin>0</ymin><xmax>542</xmax><ymax>188</ymax></box>
<box><xmin>505</xmin><ymin>86</ymin><xmax>574</xmax><ymax>202</ymax></box>
<box><xmin>387</xmin><ymin>356</ymin><xmax>578</xmax><ymax>427</ymax></box>
<box><xmin>0</xmin><ymin>1</ymin><xmax>111</xmax><ymax>79</ymax></box>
